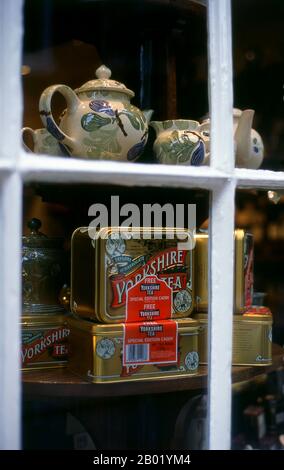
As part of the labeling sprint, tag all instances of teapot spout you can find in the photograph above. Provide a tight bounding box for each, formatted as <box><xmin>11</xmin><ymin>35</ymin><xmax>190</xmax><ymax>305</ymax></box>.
<box><xmin>143</xmin><ymin>109</ymin><xmax>154</xmax><ymax>124</ymax></box>
<box><xmin>235</xmin><ymin>109</ymin><xmax>254</xmax><ymax>167</ymax></box>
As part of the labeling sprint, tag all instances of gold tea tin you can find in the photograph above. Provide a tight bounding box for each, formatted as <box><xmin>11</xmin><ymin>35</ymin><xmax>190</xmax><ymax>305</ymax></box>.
<box><xmin>21</xmin><ymin>314</ymin><xmax>70</xmax><ymax>370</ymax></box>
<box><xmin>195</xmin><ymin>229</ymin><xmax>254</xmax><ymax>313</ymax></box>
<box><xmin>193</xmin><ymin>313</ymin><xmax>272</xmax><ymax>366</ymax></box>
<box><xmin>67</xmin><ymin>317</ymin><xmax>199</xmax><ymax>383</ymax></box>
<box><xmin>71</xmin><ymin>227</ymin><xmax>194</xmax><ymax>323</ymax></box>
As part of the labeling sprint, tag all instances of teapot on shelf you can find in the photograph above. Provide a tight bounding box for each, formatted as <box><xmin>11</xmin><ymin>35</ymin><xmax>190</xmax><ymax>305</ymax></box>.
<box><xmin>39</xmin><ymin>65</ymin><xmax>153</xmax><ymax>162</ymax></box>
<box><xmin>200</xmin><ymin>108</ymin><xmax>264</xmax><ymax>169</ymax></box>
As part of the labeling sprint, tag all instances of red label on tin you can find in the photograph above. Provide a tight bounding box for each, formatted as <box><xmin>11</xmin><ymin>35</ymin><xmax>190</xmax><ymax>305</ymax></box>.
<box><xmin>123</xmin><ymin>320</ymin><xmax>177</xmax><ymax>366</ymax></box>
<box><xmin>126</xmin><ymin>275</ymin><xmax>172</xmax><ymax>322</ymax></box>
<box><xmin>21</xmin><ymin>326</ymin><xmax>70</xmax><ymax>365</ymax></box>
<box><xmin>244</xmin><ymin>234</ymin><xmax>254</xmax><ymax>308</ymax></box>
<box><xmin>110</xmin><ymin>248</ymin><xmax>187</xmax><ymax>308</ymax></box>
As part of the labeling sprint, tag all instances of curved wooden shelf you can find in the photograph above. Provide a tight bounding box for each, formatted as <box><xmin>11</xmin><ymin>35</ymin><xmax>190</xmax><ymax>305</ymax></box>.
<box><xmin>22</xmin><ymin>344</ymin><xmax>284</xmax><ymax>399</ymax></box>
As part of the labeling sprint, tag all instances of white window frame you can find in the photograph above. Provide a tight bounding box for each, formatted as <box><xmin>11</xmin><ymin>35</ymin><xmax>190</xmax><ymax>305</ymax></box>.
<box><xmin>0</xmin><ymin>0</ymin><xmax>283</xmax><ymax>450</ymax></box>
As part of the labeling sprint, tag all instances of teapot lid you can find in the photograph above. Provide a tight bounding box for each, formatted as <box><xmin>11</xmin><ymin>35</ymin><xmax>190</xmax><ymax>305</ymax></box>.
<box><xmin>23</xmin><ymin>218</ymin><xmax>63</xmax><ymax>249</ymax></box>
<box><xmin>74</xmin><ymin>65</ymin><xmax>135</xmax><ymax>98</ymax></box>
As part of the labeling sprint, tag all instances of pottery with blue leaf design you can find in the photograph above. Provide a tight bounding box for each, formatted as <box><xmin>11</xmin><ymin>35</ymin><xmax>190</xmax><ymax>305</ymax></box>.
<box><xmin>22</xmin><ymin>127</ymin><xmax>67</xmax><ymax>156</ymax></box>
<box><xmin>150</xmin><ymin>119</ymin><xmax>206</xmax><ymax>166</ymax></box>
<box><xmin>200</xmin><ymin>108</ymin><xmax>264</xmax><ymax>169</ymax></box>
<box><xmin>39</xmin><ymin>65</ymin><xmax>153</xmax><ymax>161</ymax></box>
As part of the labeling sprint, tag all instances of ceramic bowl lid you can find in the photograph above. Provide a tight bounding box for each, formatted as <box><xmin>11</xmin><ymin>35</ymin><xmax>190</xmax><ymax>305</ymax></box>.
<box><xmin>74</xmin><ymin>65</ymin><xmax>135</xmax><ymax>98</ymax></box>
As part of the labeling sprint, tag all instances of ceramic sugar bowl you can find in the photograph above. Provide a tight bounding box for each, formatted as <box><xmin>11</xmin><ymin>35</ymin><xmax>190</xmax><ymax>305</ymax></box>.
<box><xmin>39</xmin><ymin>65</ymin><xmax>153</xmax><ymax>161</ymax></box>
<box><xmin>150</xmin><ymin>120</ymin><xmax>206</xmax><ymax>165</ymax></box>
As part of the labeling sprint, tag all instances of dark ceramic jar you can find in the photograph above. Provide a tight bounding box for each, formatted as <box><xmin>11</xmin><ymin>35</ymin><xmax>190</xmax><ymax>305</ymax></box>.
<box><xmin>22</xmin><ymin>218</ymin><xmax>65</xmax><ymax>315</ymax></box>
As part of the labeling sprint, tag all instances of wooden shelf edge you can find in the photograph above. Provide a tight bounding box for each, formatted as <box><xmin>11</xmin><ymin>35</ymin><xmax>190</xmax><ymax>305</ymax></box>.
<box><xmin>22</xmin><ymin>344</ymin><xmax>284</xmax><ymax>399</ymax></box>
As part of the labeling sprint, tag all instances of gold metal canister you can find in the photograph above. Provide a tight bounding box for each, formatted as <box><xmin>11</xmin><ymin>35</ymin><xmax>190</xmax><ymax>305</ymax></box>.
<box><xmin>195</xmin><ymin>229</ymin><xmax>254</xmax><ymax>313</ymax></box>
<box><xmin>67</xmin><ymin>317</ymin><xmax>199</xmax><ymax>383</ymax></box>
<box><xmin>71</xmin><ymin>227</ymin><xmax>194</xmax><ymax>323</ymax></box>
<box><xmin>193</xmin><ymin>313</ymin><xmax>272</xmax><ymax>366</ymax></box>
<box><xmin>21</xmin><ymin>314</ymin><xmax>70</xmax><ymax>370</ymax></box>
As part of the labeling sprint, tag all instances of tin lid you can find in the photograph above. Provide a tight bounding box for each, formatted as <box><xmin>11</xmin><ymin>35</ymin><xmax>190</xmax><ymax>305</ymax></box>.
<box><xmin>192</xmin><ymin>313</ymin><xmax>207</xmax><ymax>321</ymax></box>
<box><xmin>74</xmin><ymin>65</ymin><xmax>134</xmax><ymax>98</ymax></box>
<box><xmin>23</xmin><ymin>218</ymin><xmax>63</xmax><ymax>249</ymax></box>
<box><xmin>95</xmin><ymin>226</ymin><xmax>194</xmax><ymax>323</ymax></box>
<box><xmin>244</xmin><ymin>306</ymin><xmax>271</xmax><ymax>315</ymax></box>
<box><xmin>68</xmin><ymin>315</ymin><xmax>122</xmax><ymax>334</ymax></box>
<box><xmin>194</xmin><ymin>312</ymin><xmax>272</xmax><ymax>322</ymax></box>
<box><xmin>242</xmin><ymin>313</ymin><xmax>272</xmax><ymax>322</ymax></box>
<box><xmin>21</xmin><ymin>313</ymin><xmax>68</xmax><ymax>327</ymax></box>
<box><xmin>195</xmin><ymin>232</ymin><xmax>208</xmax><ymax>240</ymax></box>
<box><xmin>234</xmin><ymin>228</ymin><xmax>254</xmax><ymax>241</ymax></box>
<box><xmin>68</xmin><ymin>316</ymin><xmax>199</xmax><ymax>334</ymax></box>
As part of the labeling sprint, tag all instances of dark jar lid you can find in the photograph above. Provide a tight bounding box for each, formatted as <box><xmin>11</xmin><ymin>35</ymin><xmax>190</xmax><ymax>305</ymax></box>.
<box><xmin>22</xmin><ymin>218</ymin><xmax>64</xmax><ymax>249</ymax></box>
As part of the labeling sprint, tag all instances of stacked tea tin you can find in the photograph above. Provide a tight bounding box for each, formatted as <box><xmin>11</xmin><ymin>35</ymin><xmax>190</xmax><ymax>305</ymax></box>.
<box><xmin>68</xmin><ymin>227</ymin><xmax>200</xmax><ymax>383</ymax></box>
<box><xmin>21</xmin><ymin>218</ymin><xmax>69</xmax><ymax>370</ymax></box>
<box><xmin>193</xmin><ymin>229</ymin><xmax>273</xmax><ymax>366</ymax></box>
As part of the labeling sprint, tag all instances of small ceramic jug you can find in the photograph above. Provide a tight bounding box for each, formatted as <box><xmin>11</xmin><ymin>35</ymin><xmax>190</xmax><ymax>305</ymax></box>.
<box><xmin>233</xmin><ymin>108</ymin><xmax>264</xmax><ymax>169</ymax></box>
<box><xmin>22</xmin><ymin>127</ymin><xmax>67</xmax><ymax>156</ymax></box>
<box><xmin>150</xmin><ymin>120</ymin><xmax>205</xmax><ymax>165</ymax></box>
<box><xmin>39</xmin><ymin>64</ymin><xmax>153</xmax><ymax>161</ymax></box>
<box><xmin>200</xmin><ymin>108</ymin><xmax>264</xmax><ymax>169</ymax></box>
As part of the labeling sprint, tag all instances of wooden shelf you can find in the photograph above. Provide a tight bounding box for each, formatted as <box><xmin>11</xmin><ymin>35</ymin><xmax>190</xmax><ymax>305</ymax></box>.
<box><xmin>22</xmin><ymin>344</ymin><xmax>284</xmax><ymax>399</ymax></box>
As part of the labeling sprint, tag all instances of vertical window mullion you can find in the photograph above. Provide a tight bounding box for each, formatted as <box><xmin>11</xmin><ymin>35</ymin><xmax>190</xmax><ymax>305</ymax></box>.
<box><xmin>0</xmin><ymin>0</ymin><xmax>23</xmax><ymax>450</ymax></box>
<box><xmin>207</xmin><ymin>0</ymin><xmax>235</xmax><ymax>449</ymax></box>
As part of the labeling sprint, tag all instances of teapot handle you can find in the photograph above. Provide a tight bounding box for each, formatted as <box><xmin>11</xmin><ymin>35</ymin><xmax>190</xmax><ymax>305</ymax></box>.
<box><xmin>39</xmin><ymin>84</ymin><xmax>79</xmax><ymax>149</ymax></box>
<box><xmin>22</xmin><ymin>127</ymin><xmax>35</xmax><ymax>153</ymax></box>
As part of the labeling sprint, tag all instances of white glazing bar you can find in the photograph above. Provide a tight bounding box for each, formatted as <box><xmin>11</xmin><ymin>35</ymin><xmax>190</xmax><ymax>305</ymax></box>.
<box><xmin>0</xmin><ymin>0</ymin><xmax>23</xmax><ymax>450</ymax></box>
<box><xmin>208</xmin><ymin>182</ymin><xmax>235</xmax><ymax>449</ymax></box>
<box><xmin>20</xmin><ymin>153</ymin><xmax>227</xmax><ymax>189</ymax></box>
<box><xmin>208</xmin><ymin>0</ymin><xmax>234</xmax><ymax>173</ymax></box>
<box><xmin>207</xmin><ymin>0</ymin><xmax>235</xmax><ymax>449</ymax></box>
<box><xmin>235</xmin><ymin>168</ymin><xmax>284</xmax><ymax>189</ymax></box>
<box><xmin>0</xmin><ymin>0</ymin><xmax>23</xmax><ymax>162</ymax></box>
<box><xmin>0</xmin><ymin>174</ymin><xmax>22</xmax><ymax>450</ymax></box>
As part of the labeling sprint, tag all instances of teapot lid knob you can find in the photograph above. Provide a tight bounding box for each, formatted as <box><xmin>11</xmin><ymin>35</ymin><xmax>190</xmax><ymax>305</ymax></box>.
<box><xmin>96</xmin><ymin>65</ymin><xmax>111</xmax><ymax>80</ymax></box>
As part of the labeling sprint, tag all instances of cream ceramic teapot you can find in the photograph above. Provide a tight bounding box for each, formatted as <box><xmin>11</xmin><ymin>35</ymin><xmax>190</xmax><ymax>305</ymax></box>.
<box><xmin>39</xmin><ymin>65</ymin><xmax>153</xmax><ymax>161</ymax></box>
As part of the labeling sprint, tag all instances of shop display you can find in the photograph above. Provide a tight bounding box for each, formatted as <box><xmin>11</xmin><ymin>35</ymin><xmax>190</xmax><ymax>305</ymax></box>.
<box><xmin>195</xmin><ymin>229</ymin><xmax>254</xmax><ymax>313</ymax></box>
<box><xmin>22</xmin><ymin>218</ymin><xmax>66</xmax><ymax>315</ymax></box>
<box><xmin>22</xmin><ymin>127</ymin><xmax>66</xmax><ymax>156</ymax></box>
<box><xmin>67</xmin><ymin>316</ymin><xmax>199</xmax><ymax>383</ymax></box>
<box><xmin>21</xmin><ymin>313</ymin><xmax>70</xmax><ymax>370</ymax></box>
<box><xmin>21</xmin><ymin>219</ymin><xmax>274</xmax><ymax>376</ymax></box>
<box><xmin>16</xmin><ymin>0</ymin><xmax>284</xmax><ymax>454</ymax></box>
<box><xmin>39</xmin><ymin>65</ymin><xmax>153</xmax><ymax>161</ymax></box>
<box><xmin>194</xmin><ymin>311</ymin><xmax>272</xmax><ymax>366</ymax></box>
<box><xmin>71</xmin><ymin>226</ymin><xmax>194</xmax><ymax>322</ymax></box>
<box><xmin>150</xmin><ymin>119</ymin><xmax>205</xmax><ymax>165</ymax></box>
